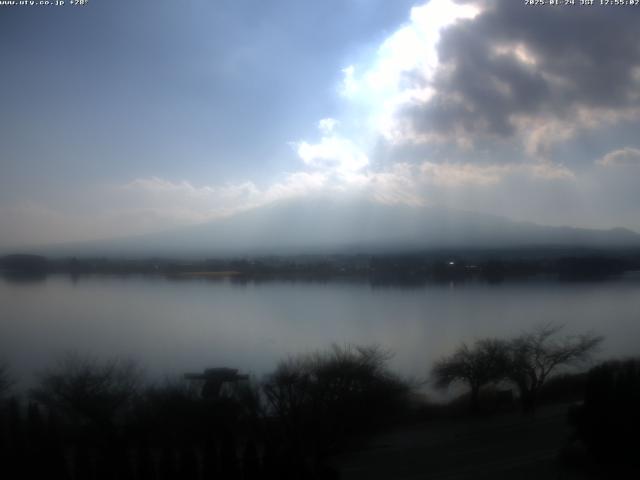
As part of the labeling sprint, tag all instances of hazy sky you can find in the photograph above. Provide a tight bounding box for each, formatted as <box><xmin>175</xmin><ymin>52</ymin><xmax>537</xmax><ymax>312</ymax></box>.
<box><xmin>1</xmin><ymin>0</ymin><xmax>640</xmax><ymax>248</ymax></box>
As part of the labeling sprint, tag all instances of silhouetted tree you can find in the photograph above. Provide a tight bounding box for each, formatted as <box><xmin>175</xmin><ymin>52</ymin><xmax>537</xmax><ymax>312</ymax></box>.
<box><xmin>42</xmin><ymin>411</ymin><xmax>71</xmax><ymax>480</ymax></box>
<box><xmin>431</xmin><ymin>338</ymin><xmax>509</xmax><ymax>413</ymax></box>
<box><xmin>159</xmin><ymin>446</ymin><xmax>178</xmax><ymax>480</ymax></box>
<box><xmin>0</xmin><ymin>362</ymin><xmax>12</xmax><ymax>400</ymax></box>
<box><xmin>219</xmin><ymin>429</ymin><xmax>238</xmax><ymax>478</ymax></box>
<box><xmin>506</xmin><ymin>324</ymin><xmax>602</xmax><ymax>413</ymax></box>
<box><xmin>135</xmin><ymin>442</ymin><xmax>154</xmax><ymax>480</ymax></box>
<box><xmin>570</xmin><ymin>358</ymin><xmax>640</xmax><ymax>464</ymax></box>
<box><xmin>202</xmin><ymin>438</ymin><xmax>219</xmax><ymax>479</ymax></box>
<box><xmin>132</xmin><ymin>379</ymin><xmax>204</xmax><ymax>444</ymax></box>
<box><xmin>261</xmin><ymin>441</ymin><xmax>283</xmax><ymax>480</ymax></box>
<box><xmin>242</xmin><ymin>440</ymin><xmax>260</xmax><ymax>480</ymax></box>
<box><xmin>74</xmin><ymin>443</ymin><xmax>93</xmax><ymax>480</ymax></box>
<box><xmin>5</xmin><ymin>397</ymin><xmax>26</xmax><ymax>479</ymax></box>
<box><xmin>178</xmin><ymin>445</ymin><xmax>199</xmax><ymax>480</ymax></box>
<box><xmin>263</xmin><ymin>344</ymin><xmax>410</xmax><ymax>472</ymax></box>
<box><xmin>31</xmin><ymin>352</ymin><xmax>143</xmax><ymax>430</ymax></box>
<box><xmin>26</xmin><ymin>402</ymin><xmax>48</xmax><ymax>478</ymax></box>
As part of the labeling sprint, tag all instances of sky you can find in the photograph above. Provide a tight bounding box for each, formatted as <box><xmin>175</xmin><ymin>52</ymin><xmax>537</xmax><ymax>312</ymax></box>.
<box><xmin>1</xmin><ymin>0</ymin><xmax>640</xmax><ymax>249</ymax></box>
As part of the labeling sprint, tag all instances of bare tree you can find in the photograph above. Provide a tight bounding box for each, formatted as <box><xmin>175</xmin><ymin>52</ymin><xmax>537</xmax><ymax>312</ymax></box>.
<box><xmin>263</xmin><ymin>344</ymin><xmax>409</xmax><ymax>467</ymax></box>
<box><xmin>31</xmin><ymin>352</ymin><xmax>143</xmax><ymax>429</ymax></box>
<box><xmin>507</xmin><ymin>324</ymin><xmax>603</xmax><ymax>413</ymax></box>
<box><xmin>431</xmin><ymin>338</ymin><xmax>509</xmax><ymax>413</ymax></box>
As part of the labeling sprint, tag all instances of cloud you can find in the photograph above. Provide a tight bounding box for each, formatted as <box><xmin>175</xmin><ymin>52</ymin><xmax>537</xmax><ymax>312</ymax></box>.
<box><xmin>419</xmin><ymin>161</ymin><xmax>504</xmax><ymax>186</ymax></box>
<box><xmin>318</xmin><ymin>117</ymin><xmax>339</xmax><ymax>134</ymax></box>
<box><xmin>413</xmin><ymin>159</ymin><xmax>571</xmax><ymax>186</ymax></box>
<box><xmin>340</xmin><ymin>65</ymin><xmax>359</xmax><ymax>97</ymax></box>
<box><xmin>5</xmin><ymin>0</ymin><xmax>640</xmax><ymax>249</ymax></box>
<box><xmin>113</xmin><ymin>156</ymin><xmax>574</xmax><ymax>233</ymax></box>
<box><xmin>597</xmin><ymin>147</ymin><xmax>640</xmax><ymax>168</ymax></box>
<box><xmin>123</xmin><ymin>171</ymin><xmax>330</xmax><ymax>221</ymax></box>
<box><xmin>382</xmin><ymin>1</ymin><xmax>640</xmax><ymax>160</ymax></box>
<box><xmin>337</xmin><ymin>0</ymin><xmax>480</xmax><ymax>139</ymax></box>
<box><xmin>294</xmin><ymin>135</ymin><xmax>369</xmax><ymax>174</ymax></box>
<box><xmin>120</xmin><ymin>2</ymin><xmax>639</xmax><ymax>236</ymax></box>
<box><xmin>0</xmin><ymin>172</ymin><xmax>332</xmax><ymax>247</ymax></box>
<box><xmin>348</xmin><ymin>159</ymin><xmax>573</xmax><ymax>209</ymax></box>
<box><xmin>320</xmin><ymin>0</ymin><xmax>640</xmax><ymax>174</ymax></box>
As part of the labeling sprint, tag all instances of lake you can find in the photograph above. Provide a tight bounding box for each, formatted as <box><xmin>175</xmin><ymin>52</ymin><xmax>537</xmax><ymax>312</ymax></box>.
<box><xmin>1</xmin><ymin>273</ymin><xmax>639</xmax><ymax>392</ymax></box>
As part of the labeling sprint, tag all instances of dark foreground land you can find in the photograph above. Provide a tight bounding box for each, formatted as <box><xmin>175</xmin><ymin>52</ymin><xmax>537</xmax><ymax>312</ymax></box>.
<box><xmin>1</xmin><ymin>348</ymin><xmax>638</xmax><ymax>479</ymax></box>
<box><xmin>340</xmin><ymin>404</ymin><xmax>574</xmax><ymax>480</ymax></box>
<box><xmin>340</xmin><ymin>404</ymin><xmax>640</xmax><ymax>479</ymax></box>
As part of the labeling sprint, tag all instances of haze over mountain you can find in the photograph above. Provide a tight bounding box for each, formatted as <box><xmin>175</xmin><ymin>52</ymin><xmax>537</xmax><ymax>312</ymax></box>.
<box><xmin>3</xmin><ymin>2</ymin><xmax>640</xmax><ymax>251</ymax></box>
<box><xmin>32</xmin><ymin>198</ymin><xmax>640</xmax><ymax>258</ymax></box>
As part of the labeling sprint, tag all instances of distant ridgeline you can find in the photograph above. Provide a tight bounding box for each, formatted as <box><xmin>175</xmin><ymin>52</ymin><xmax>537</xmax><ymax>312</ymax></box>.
<box><xmin>1</xmin><ymin>248</ymin><xmax>639</xmax><ymax>283</ymax></box>
<box><xmin>0</xmin><ymin>254</ymin><xmax>49</xmax><ymax>274</ymax></box>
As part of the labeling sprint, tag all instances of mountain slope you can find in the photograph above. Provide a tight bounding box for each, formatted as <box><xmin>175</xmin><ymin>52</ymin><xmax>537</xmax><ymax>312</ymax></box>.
<box><xmin>36</xmin><ymin>197</ymin><xmax>640</xmax><ymax>257</ymax></box>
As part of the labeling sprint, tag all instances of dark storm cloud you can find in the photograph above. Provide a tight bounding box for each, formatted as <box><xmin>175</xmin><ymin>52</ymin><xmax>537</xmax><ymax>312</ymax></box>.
<box><xmin>401</xmin><ymin>0</ymin><xmax>640</xmax><ymax>148</ymax></box>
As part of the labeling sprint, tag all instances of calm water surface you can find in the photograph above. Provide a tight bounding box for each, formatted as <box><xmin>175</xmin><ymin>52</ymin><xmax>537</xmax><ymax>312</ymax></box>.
<box><xmin>1</xmin><ymin>274</ymin><xmax>639</xmax><ymax>389</ymax></box>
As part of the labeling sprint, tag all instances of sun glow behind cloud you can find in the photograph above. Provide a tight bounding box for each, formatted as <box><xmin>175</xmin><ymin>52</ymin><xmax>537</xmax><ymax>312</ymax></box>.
<box><xmin>296</xmin><ymin>136</ymin><xmax>369</xmax><ymax>173</ymax></box>
<box><xmin>339</xmin><ymin>0</ymin><xmax>480</xmax><ymax>140</ymax></box>
<box><xmin>4</xmin><ymin>0</ymin><xmax>640</xmax><ymax>248</ymax></box>
<box><xmin>38</xmin><ymin>0</ymin><xmax>575</xmax><ymax>238</ymax></box>
<box><xmin>286</xmin><ymin>0</ymin><xmax>485</xmax><ymax>198</ymax></box>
